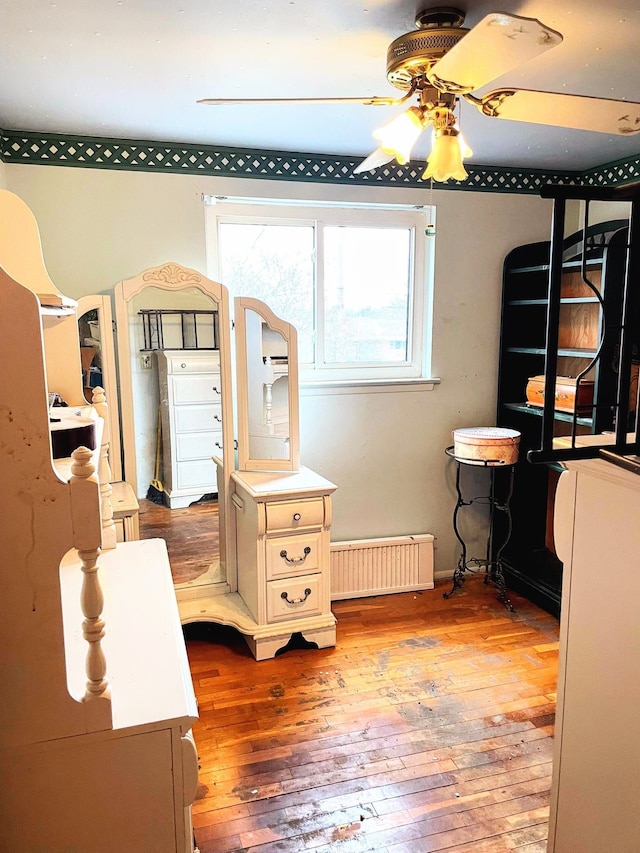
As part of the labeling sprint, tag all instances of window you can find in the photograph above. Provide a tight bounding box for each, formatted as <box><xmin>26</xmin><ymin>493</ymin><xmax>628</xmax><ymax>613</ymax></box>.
<box><xmin>205</xmin><ymin>198</ymin><xmax>434</xmax><ymax>383</ymax></box>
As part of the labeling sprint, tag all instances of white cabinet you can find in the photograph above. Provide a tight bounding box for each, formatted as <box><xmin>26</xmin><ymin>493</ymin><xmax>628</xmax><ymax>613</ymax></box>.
<box><xmin>0</xmin><ymin>190</ymin><xmax>199</xmax><ymax>853</ymax></box>
<box><xmin>549</xmin><ymin>457</ymin><xmax>640</xmax><ymax>852</ymax></box>
<box><xmin>1</xmin><ymin>541</ymin><xmax>200</xmax><ymax>853</ymax></box>
<box><xmin>157</xmin><ymin>349</ymin><xmax>223</xmax><ymax>508</ymax></box>
<box><xmin>231</xmin><ymin>467</ymin><xmax>337</xmax><ymax>660</ymax></box>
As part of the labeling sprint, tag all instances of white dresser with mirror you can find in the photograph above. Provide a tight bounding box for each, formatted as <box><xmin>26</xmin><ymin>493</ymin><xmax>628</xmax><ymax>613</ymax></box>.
<box><xmin>0</xmin><ymin>190</ymin><xmax>199</xmax><ymax>852</ymax></box>
<box><xmin>114</xmin><ymin>264</ymin><xmax>337</xmax><ymax>660</ymax></box>
<box><xmin>228</xmin><ymin>297</ymin><xmax>337</xmax><ymax>660</ymax></box>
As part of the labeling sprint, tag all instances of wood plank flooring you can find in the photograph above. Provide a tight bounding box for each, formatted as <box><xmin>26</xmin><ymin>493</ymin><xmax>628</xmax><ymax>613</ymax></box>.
<box><xmin>140</xmin><ymin>505</ymin><xmax>559</xmax><ymax>853</ymax></box>
<box><xmin>138</xmin><ymin>497</ymin><xmax>219</xmax><ymax>584</ymax></box>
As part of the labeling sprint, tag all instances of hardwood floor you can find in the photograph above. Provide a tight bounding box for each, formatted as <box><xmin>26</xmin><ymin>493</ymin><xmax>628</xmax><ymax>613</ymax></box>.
<box><xmin>140</xmin><ymin>506</ymin><xmax>559</xmax><ymax>853</ymax></box>
<box><xmin>138</xmin><ymin>496</ymin><xmax>219</xmax><ymax>584</ymax></box>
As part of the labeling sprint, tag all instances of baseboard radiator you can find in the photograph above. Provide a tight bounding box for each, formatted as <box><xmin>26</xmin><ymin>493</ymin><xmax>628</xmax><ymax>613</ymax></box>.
<box><xmin>330</xmin><ymin>534</ymin><xmax>434</xmax><ymax>600</ymax></box>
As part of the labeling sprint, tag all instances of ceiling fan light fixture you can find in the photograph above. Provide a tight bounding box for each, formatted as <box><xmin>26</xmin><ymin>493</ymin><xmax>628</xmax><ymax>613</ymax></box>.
<box><xmin>201</xmin><ymin>10</ymin><xmax>640</xmax><ymax>183</ymax></box>
<box><xmin>422</xmin><ymin>126</ymin><xmax>469</xmax><ymax>183</ymax></box>
<box><xmin>372</xmin><ymin>105</ymin><xmax>426</xmax><ymax>165</ymax></box>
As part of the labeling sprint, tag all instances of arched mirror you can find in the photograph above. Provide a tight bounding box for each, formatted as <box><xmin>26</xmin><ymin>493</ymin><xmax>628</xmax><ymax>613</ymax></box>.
<box><xmin>114</xmin><ymin>262</ymin><xmax>234</xmax><ymax>593</ymax></box>
<box><xmin>77</xmin><ymin>295</ymin><xmax>122</xmax><ymax>481</ymax></box>
<box><xmin>234</xmin><ymin>296</ymin><xmax>300</xmax><ymax>472</ymax></box>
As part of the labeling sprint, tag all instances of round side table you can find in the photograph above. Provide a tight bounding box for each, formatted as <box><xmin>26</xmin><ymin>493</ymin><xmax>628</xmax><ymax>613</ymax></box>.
<box><xmin>443</xmin><ymin>445</ymin><xmax>515</xmax><ymax>611</ymax></box>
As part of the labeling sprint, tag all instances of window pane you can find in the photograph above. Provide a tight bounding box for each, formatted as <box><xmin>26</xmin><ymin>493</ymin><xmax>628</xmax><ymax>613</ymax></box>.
<box><xmin>323</xmin><ymin>226</ymin><xmax>411</xmax><ymax>364</ymax></box>
<box><xmin>218</xmin><ymin>223</ymin><xmax>315</xmax><ymax>363</ymax></box>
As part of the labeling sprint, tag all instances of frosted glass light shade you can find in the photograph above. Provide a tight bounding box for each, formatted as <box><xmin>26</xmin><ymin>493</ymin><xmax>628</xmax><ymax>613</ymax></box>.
<box><xmin>422</xmin><ymin>133</ymin><xmax>469</xmax><ymax>182</ymax></box>
<box><xmin>372</xmin><ymin>106</ymin><xmax>425</xmax><ymax>165</ymax></box>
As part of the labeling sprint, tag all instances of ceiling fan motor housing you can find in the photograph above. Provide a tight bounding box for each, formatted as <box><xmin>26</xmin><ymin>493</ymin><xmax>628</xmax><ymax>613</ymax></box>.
<box><xmin>387</xmin><ymin>29</ymin><xmax>467</xmax><ymax>89</ymax></box>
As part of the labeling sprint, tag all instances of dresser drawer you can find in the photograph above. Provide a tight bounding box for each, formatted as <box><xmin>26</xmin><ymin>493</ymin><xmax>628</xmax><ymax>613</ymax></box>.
<box><xmin>174</xmin><ymin>404</ymin><xmax>222</xmax><ymax>433</ymax></box>
<box><xmin>265</xmin><ymin>498</ymin><xmax>325</xmax><ymax>532</ymax></box>
<box><xmin>171</xmin><ymin>374</ymin><xmax>222</xmax><ymax>404</ymax></box>
<box><xmin>176</xmin><ymin>431</ymin><xmax>222</xmax><ymax>461</ymax></box>
<box><xmin>266</xmin><ymin>573</ymin><xmax>322</xmax><ymax>622</ymax></box>
<box><xmin>176</xmin><ymin>458</ymin><xmax>218</xmax><ymax>490</ymax></box>
<box><xmin>165</xmin><ymin>353</ymin><xmax>220</xmax><ymax>374</ymax></box>
<box><xmin>266</xmin><ymin>532</ymin><xmax>321</xmax><ymax>580</ymax></box>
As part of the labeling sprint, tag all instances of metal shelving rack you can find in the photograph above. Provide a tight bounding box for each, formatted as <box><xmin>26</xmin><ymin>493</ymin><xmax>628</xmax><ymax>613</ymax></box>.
<box><xmin>138</xmin><ymin>308</ymin><xmax>219</xmax><ymax>351</ymax></box>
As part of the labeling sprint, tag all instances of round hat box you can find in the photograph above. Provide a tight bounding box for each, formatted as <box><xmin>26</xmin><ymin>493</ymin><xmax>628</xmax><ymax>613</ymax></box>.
<box><xmin>452</xmin><ymin>426</ymin><xmax>521</xmax><ymax>466</ymax></box>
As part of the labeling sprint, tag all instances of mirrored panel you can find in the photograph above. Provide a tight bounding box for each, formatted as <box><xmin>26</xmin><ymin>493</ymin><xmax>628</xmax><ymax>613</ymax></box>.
<box><xmin>77</xmin><ymin>294</ymin><xmax>122</xmax><ymax>480</ymax></box>
<box><xmin>234</xmin><ymin>296</ymin><xmax>300</xmax><ymax>472</ymax></box>
<box><xmin>114</xmin><ymin>263</ymin><xmax>235</xmax><ymax>593</ymax></box>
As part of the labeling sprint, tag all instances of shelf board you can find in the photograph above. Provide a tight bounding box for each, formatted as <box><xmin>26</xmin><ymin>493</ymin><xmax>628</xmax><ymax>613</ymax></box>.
<box><xmin>557</xmin><ymin>347</ymin><xmax>598</xmax><ymax>358</ymax></box>
<box><xmin>506</xmin><ymin>346</ymin><xmax>546</xmax><ymax>355</ymax></box>
<box><xmin>506</xmin><ymin>346</ymin><xmax>597</xmax><ymax>358</ymax></box>
<box><xmin>508</xmin><ymin>257</ymin><xmax>604</xmax><ymax>275</ymax></box>
<box><xmin>40</xmin><ymin>305</ymin><xmax>77</xmax><ymax>317</ymax></box>
<box><xmin>502</xmin><ymin>401</ymin><xmax>593</xmax><ymax>426</ymax></box>
<box><xmin>507</xmin><ymin>297</ymin><xmax>600</xmax><ymax>307</ymax></box>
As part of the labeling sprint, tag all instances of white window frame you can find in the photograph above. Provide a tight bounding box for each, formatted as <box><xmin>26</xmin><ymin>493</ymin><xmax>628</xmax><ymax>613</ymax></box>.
<box><xmin>205</xmin><ymin>197</ymin><xmax>435</xmax><ymax>386</ymax></box>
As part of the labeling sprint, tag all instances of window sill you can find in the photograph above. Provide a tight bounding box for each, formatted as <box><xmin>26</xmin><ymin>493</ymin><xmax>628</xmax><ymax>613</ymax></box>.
<box><xmin>300</xmin><ymin>377</ymin><xmax>441</xmax><ymax>396</ymax></box>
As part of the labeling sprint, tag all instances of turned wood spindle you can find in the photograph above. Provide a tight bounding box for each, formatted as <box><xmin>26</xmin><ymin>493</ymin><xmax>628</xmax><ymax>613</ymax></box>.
<box><xmin>71</xmin><ymin>447</ymin><xmax>110</xmax><ymax>702</ymax></box>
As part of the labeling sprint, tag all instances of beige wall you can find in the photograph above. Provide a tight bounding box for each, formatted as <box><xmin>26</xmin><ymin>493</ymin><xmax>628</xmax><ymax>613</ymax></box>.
<box><xmin>6</xmin><ymin>163</ymin><xmax>553</xmax><ymax>575</ymax></box>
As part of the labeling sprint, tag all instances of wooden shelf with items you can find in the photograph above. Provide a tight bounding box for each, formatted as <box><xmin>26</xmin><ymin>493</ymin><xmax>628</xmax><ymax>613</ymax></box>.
<box><xmin>495</xmin><ymin>212</ymin><xmax>634</xmax><ymax>617</ymax></box>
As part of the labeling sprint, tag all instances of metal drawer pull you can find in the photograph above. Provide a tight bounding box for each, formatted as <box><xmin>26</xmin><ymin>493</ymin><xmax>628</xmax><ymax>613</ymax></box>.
<box><xmin>280</xmin><ymin>546</ymin><xmax>311</xmax><ymax>565</ymax></box>
<box><xmin>281</xmin><ymin>587</ymin><xmax>312</xmax><ymax>605</ymax></box>
<box><xmin>214</xmin><ymin>414</ymin><xmax>222</xmax><ymax>422</ymax></box>
<box><xmin>293</xmin><ymin>512</ymin><xmax>301</xmax><ymax>521</ymax></box>
<box><xmin>213</xmin><ymin>386</ymin><xmax>221</xmax><ymax>394</ymax></box>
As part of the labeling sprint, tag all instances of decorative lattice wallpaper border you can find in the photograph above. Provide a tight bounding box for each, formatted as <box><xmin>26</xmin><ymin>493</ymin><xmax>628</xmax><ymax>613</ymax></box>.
<box><xmin>2</xmin><ymin>128</ymin><xmax>639</xmax><ymax>194</ymax></box>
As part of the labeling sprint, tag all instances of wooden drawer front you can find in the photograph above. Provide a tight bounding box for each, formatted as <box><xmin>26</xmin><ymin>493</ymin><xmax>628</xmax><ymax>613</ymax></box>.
<box><xmin>265</xmin><ymin>498</ymin><xmax>324</xmax><ymax>533</ymax></box>
<box><xmin>176</xmin><ymin>432</ymin><xmax>222</xmax><ymax>461</ymax></box>
<box><xmin>172</xmin><ymin>374</ymin><xmax>222</xmax><ymax>404</ymax></box>
<box><xmin>176</xmin><ymin>458</ymin><xmax>217</xmax><ymax>489</ymax></box>
<box><xmin>166</xmin><ymin>354</ymin><xmax>219</xmax><ymax>374</ymax></box>
<box><xmin>174</xmin><ymin>403</ymin><xmax>222</xmax><ymax>433</ymax></box>
<box><xmin>266</xmin><ymin>532</ymin><xmax>321</xmax><ymax>580</ymax></box>
<box><xmin>266</xmin><ymin>573</ymin><xmax>322</xmax><ymax>622</ymax></box>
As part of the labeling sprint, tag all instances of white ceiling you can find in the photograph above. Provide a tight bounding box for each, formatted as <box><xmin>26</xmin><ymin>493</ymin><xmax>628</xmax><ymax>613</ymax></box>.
<box><xmin>2</xmin><ymin>0</ymin><xmax>640</xmax><ymax>174</ymax></box>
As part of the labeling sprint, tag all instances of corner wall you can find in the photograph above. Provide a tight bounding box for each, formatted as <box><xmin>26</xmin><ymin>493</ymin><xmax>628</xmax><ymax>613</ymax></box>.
<box><xmin>5</xmin><ymin>163</ymin><xmax>553</xmax><ymax>576</ymax></box>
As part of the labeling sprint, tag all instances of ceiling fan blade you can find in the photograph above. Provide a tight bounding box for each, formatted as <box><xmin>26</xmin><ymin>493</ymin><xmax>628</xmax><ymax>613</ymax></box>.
<box><xmin>353</xmin><ymin>147</ymin><xmax>396</xmax><ymax>175</ymax></box>
<box><xmin>428</xmin><ymin>13</ymin><xmax>562</xmax><ymax>95</ymax></box>
<box><xmin>474</xmin><ymin>89</ymin><xmax>640</xmax><ymax>135</ymax></box>
<box><xmin>197</xmin><ymin>96</ymin><xmax>401</xmax><ymax>106</ymax></box>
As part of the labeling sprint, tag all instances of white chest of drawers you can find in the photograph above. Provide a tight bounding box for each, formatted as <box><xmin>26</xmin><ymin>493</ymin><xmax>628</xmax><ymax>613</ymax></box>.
<box><xmin>157</xmin><ymin>349</ymin><xmax>223</xmax><ymax>508</ymax></box>
<box><xmin>231</xmin><ymin>467</ymin><xmax>337</xmax><ymax>660</ymax></box>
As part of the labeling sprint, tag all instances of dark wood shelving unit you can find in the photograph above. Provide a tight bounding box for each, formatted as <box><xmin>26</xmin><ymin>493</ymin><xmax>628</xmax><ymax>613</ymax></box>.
<box><xmin>495</xmin><ymin>213</ymin><xmax>633</xmax><ymax>617</ymax></box>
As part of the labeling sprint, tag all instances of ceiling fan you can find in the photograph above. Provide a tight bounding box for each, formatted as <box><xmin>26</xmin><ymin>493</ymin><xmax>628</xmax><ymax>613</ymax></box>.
<box><xmin>198</xmin><ymin>4</ymin><xmax>640</xmax><ymax>183</ymax></box>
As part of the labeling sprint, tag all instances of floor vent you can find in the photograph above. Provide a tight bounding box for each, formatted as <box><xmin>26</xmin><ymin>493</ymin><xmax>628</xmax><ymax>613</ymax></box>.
<box><xmin>330</xmin><ymin>534</ymin><xmax>434</xmax><ymax>601</ymax></box>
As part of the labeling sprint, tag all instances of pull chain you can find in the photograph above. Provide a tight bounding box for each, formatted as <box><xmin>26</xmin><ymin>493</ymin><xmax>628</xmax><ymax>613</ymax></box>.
<box><xmin>425</xmin><ymin>178</ymin><xmax>436</xmax><ymax>237</ymax></box>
